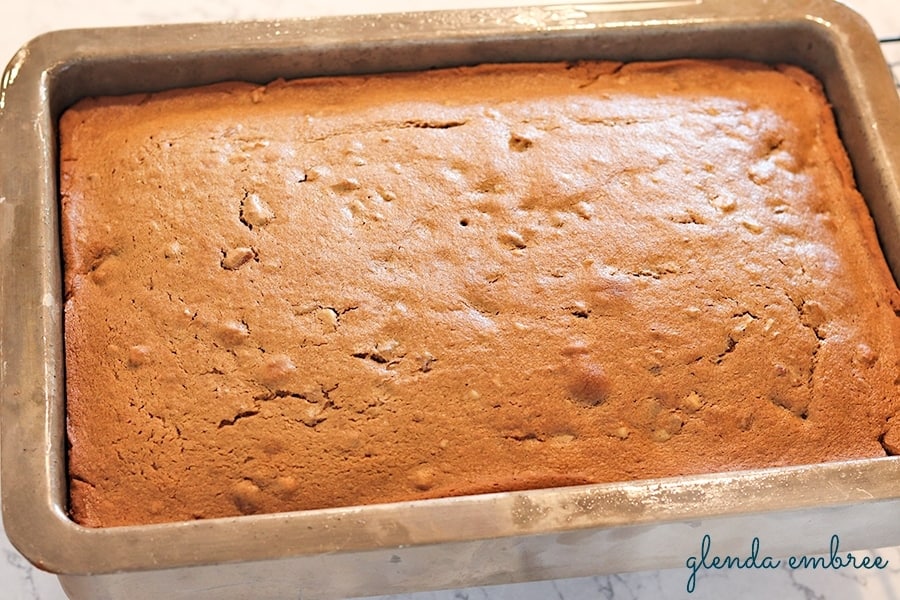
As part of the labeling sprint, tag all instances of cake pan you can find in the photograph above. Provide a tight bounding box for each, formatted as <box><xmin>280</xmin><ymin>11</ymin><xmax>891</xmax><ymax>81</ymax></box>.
<box><xmin>2</xmin><ymin>0</ymin><xmax>899</xmax><ymax>598</ymax></box>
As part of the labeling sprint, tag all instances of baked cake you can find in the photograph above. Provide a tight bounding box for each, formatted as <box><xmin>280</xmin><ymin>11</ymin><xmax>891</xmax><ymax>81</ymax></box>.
<box><xmin>60</xmin><ymin>60</ymin><xmax>900</xmax><ymax>527</ymax></box>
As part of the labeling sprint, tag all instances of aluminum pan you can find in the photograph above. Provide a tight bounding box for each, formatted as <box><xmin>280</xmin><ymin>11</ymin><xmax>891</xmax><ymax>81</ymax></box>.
<box><xmin>1</xmin><ymin>0</ymin><xmax>899</xmax><ymax>596</ymax></box>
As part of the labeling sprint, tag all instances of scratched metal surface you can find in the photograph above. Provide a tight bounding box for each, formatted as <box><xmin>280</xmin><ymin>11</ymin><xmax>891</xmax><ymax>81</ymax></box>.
<box><xmin>1</xmin><ymin>0</ymin><xmax>899</xmax><ymax>598</ymax></box>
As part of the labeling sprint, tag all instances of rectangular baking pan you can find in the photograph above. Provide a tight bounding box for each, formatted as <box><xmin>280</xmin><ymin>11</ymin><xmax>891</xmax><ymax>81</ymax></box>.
<box><xmin>2</xmin><ymin>0</ymin><xmax>899</xmax><ymax>598</ymax></box>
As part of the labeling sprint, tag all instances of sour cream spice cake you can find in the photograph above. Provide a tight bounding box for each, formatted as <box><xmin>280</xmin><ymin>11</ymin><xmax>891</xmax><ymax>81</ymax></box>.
<box><xmin>60</xmin><ymin>60</ymin><xmax>900</xmax><ymax>527</ymax></box>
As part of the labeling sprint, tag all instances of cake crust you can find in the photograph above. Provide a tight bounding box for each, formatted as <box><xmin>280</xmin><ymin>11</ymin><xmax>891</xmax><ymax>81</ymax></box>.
<box><xmin>61</xmin><ymin>60</ymin><xmax>900</xmax><ymax>527</ymax></box>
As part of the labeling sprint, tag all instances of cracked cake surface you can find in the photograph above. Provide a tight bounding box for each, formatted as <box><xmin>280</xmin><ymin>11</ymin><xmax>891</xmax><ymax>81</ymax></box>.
<box><xmin>60</xmin><ymin>60</ymin><xmax>900</xmax><ymax>527</ymax></box>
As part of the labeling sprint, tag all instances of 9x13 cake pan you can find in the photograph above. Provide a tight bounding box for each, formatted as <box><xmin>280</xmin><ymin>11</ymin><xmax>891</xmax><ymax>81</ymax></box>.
<box><xmin>1</xmin><ymin>0</ymin><xmax>900</xmax><ymax>598</ymax></box>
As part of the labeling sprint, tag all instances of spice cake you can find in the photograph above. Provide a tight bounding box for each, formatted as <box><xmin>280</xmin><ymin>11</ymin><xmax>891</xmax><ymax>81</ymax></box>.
<box><xmin>60</xmin><ymin>60</ymin><xmax>900</xmax><ymax>527</ymax></box>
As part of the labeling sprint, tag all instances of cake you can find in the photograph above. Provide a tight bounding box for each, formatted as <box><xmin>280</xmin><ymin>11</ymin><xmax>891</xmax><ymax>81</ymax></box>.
<box><xmin>60</xmin><ymin>59</ymin><xmax>900</xmax><ymax>527</ymax></box>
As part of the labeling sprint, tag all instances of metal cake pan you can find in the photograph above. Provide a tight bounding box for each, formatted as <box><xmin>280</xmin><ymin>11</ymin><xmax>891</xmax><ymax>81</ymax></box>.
<box><xmin>1</xmin><ymin>0</ymin><xmax>899</xmax><ymax>598</ymax></box>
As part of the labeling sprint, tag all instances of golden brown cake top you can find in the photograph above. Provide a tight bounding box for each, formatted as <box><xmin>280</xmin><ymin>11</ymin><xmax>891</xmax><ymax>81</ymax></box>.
<box><xmin>61</xmin><ymin>60</ymin><xmax>900</xmax><ymax>527</ymax></box>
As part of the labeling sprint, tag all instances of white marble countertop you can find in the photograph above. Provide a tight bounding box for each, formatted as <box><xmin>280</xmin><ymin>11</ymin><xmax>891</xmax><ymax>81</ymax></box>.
<box><xmin>1</xmin><ymin>0</ymin><xmax>899</xmax><ymax>598</ymax></box>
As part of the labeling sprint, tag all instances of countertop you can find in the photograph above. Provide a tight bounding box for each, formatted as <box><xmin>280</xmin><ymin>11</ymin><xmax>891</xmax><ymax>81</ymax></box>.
<box><xmin>1</xmin><ymin>0</ymin><xmax>899</xmax><ymax>598</ymax></box>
